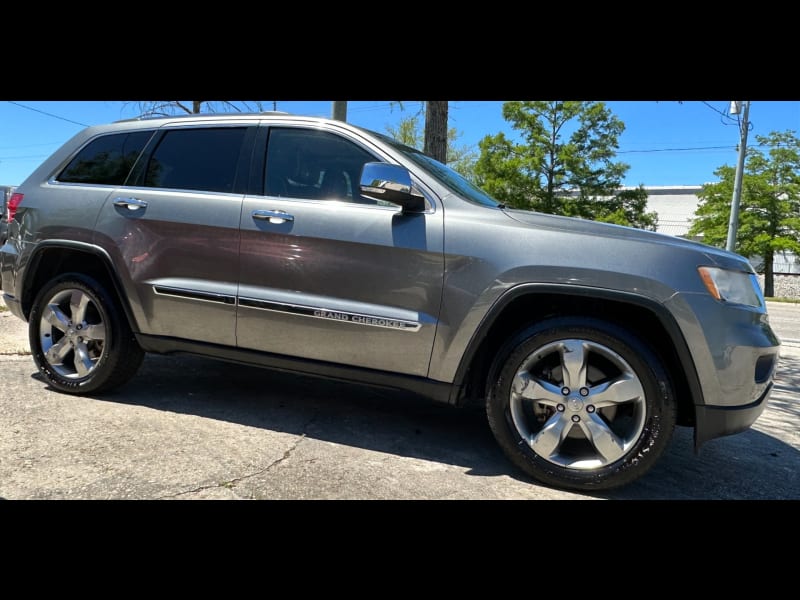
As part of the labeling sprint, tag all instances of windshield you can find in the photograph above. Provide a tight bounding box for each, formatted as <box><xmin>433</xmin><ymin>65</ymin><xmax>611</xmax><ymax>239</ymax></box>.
<box><xmin>367</xmin><ymin>130</ymin><xmax>502</xmax><ymax>208</ymax></box>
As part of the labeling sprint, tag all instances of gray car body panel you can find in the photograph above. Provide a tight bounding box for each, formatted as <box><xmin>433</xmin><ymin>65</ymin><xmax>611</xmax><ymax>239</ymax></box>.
<box><xmin>0</xmin><ymin>113</ymin><xmax>780</xmax><ymax>443</ymax></box>
<box><xmin>237</xmin><ymin>195</ymin><xmax>443</xmax><ymax>376</ymax></box>
<box><xmin>426</xmin><ymin>200</ymin><xmax>779</xmax><ymax>412</ymax></box>
<box><xmin>92</xmin><ymin>185</ymin><xmax>243</xmax><ymax>346</ymax></box>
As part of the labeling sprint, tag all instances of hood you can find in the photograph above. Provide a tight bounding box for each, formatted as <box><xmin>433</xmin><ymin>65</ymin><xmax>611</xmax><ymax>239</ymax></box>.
<box><xmin>501</xmin><ymin>207</ymin><xmax>749</xmax><ymax>270</ymax></box>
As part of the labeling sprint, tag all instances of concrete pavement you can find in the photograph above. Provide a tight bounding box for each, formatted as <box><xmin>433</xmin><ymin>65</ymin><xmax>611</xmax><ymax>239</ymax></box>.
<box><xmin>1</xmin><ymin>299</ymin><xmax>797</xmax><ymax>499</ymax></box>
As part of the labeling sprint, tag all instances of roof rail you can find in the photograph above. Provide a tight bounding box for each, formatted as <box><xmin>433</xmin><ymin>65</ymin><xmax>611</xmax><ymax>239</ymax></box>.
<box><xmin>113</xmin><ymin>110</ymin><xmax>293</xmax><ymax>124</ymax></box>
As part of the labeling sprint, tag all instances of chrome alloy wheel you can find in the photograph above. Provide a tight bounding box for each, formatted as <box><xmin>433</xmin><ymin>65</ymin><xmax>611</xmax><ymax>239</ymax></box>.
<box><xmin>509</xmin><ymin>338</ymin><xmax>647</xmax><ymax>470</ymax></box>
<box><xmin>38</xmin><ymin>288</ymin><xmax>108</xmax><ymax>379</ymax></box>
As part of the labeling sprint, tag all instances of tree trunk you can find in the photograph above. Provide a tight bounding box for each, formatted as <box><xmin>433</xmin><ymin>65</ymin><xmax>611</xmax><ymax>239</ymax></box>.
<box><xmin>192</xmin><ymin>101</ymin><xmax>202</xmax><ymax>114</ymax></box>
<box><xmin>424</xmin><ymin>101</ymin><xmax>448</xmax><ymax>163</ymax></box>
<box><xmin>763</xmin><ymin>252</ymin><xmax>774</xmax><ymax>297</ymax></box>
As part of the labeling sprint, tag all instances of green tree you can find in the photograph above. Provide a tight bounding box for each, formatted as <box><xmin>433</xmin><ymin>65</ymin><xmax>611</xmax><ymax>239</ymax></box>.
<box><xmin>689</xmin><ymin>130</ymin><xmax>800</xmax><ymax>297</ymax></box>
<box><xmin>386</xmin><ymin>114</ymin><xmax>478</xmax><ymax>181</ymax></box>
<box><xmin>474</xmin><ymin>101</ymin><xmax>656</xmax><ymax>229</ymax></box>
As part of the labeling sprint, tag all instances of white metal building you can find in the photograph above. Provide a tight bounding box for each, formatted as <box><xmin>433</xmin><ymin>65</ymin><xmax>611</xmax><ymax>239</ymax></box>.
<box><xmin>640</xmin><ymin>185</ymin><xmax>798</xmax><ymax>274</ymax></box>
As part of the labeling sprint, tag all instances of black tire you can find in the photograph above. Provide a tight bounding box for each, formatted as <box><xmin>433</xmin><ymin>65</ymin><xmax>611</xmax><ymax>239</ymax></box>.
<box><xmin>486</xmin><ymin>316</ymin><xmax>676</xmax><ymax>492</ymax></box>
<box><xmin>28</xmin><ymin>273</ymin><xmax>144</xmax><ymax>394</ymax></box>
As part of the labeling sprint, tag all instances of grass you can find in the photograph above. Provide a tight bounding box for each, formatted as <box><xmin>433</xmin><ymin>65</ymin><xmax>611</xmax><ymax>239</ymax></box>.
<box><xmin>765</xmin><ymin>297</ymin><xmax>800</xmax><ymax>304</ymax></box>
<box><xmin>0</xmin><ymin>303</ymin><xmax>7</xmax><ymax>312</ymax></box>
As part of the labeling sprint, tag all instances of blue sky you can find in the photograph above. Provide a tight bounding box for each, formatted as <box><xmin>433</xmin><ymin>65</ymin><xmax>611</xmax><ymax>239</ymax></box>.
<box><xmin>1</xmin><ymin>100</ymin><xmax>799</xmax><ymax>188</ymax></box>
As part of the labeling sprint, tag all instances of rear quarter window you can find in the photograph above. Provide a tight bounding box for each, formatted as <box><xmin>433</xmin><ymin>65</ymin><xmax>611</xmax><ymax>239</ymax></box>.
<box><xmin>57</xmin><ymin>131</ymin><xmax>153</xmax><ymax>185</ymax></box>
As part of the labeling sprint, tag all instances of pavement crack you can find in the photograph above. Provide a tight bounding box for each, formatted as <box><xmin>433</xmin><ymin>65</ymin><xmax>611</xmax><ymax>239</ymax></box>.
<box><xmin>156</xmin><ymin>411</ymin><xmax>318</xmax><ymax>499</ymax></box>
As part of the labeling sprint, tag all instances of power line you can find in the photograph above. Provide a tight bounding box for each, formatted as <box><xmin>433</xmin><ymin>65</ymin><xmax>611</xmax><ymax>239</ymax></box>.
<box><xmin>6</xmin><ymin>101</ymin><xmax>89</xmax><ymax>127</ymax></box>
<box><xmin>619</xmin><ymin>145</ymin><xmax>733</xmax><ymax>154</ymax></box>
<box><xmin>700</xmin><ymin>101</ymin><xmax>739</xmax><ymax>125</ymax></box>
<box><xmin>618</xmin><ymin>142</ymin><xmax>790</xmax><ymax>155</ymax></box>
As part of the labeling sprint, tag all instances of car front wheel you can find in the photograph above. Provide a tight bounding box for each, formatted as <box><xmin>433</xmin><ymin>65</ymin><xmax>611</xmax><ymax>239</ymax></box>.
<box><xmin>486</xmin><ymin>316</ymin><xmax>676</xmax><ymax>492</ymax></box>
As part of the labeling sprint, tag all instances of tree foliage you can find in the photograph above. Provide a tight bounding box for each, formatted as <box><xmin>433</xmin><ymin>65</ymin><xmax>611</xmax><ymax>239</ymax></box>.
<box><xmin>474</xmin><ymin>101</ymin><xmax>656</xmax><ymax>229</ymax></box>
<box><xmin>689</xmin><ymin>130</ymin><xmax>800</xmax><ymax>296</ymax></box>
<box><xmin>386</xmin><ymin>114</ymin><xmax>478</xmax><ymax>181</ymax></box>
<box><xmin>585</xmin><ymin>186</ymin><xmax>657</xmax><ymax>230</ymax></box>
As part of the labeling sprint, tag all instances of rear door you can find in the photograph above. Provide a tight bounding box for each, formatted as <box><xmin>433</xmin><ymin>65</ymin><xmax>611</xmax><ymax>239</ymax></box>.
<box><xmin>93</xmin><ymin>122</ymin><xmax>256</xmax><ymax>346</ymax></box>
<box><xmin>236</xmin><ymin>124</ymin><xmax>445</xmax><ymax>376</ymax></box>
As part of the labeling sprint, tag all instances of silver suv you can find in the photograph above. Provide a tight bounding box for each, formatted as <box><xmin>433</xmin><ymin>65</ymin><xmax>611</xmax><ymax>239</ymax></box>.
<box><xmin>0</xmin><ymin>113</ymin><xmax>781</xmax><ymax>491</ymax></box>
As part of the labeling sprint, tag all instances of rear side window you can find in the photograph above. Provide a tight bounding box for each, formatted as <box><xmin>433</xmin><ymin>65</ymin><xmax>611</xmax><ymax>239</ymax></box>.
<box><xmin>57</xmin><ymin>131</ymin><xmax>152</xmax><ymax>185</ymax></box>
<box><xmin>143</xmin><ymin>127</ymin><xmax>248</xmax><ymax>193</ymax></box>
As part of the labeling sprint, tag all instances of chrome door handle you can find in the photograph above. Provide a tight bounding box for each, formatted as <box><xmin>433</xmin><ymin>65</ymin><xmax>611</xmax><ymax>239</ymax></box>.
<box><xmin>252</xmin><ymin>209</ymin><xmax>294</xmax><ymax>224</ymax></box>
<box><xmin>113</xmin><ymin>197</ymin><xmax>148</xmax><ymax>211</ymax></box>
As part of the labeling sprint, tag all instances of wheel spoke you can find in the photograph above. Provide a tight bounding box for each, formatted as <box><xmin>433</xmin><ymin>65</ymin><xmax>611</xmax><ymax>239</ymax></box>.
<box><xmin>82</xmin><ymin>323</ymin><xmax>106</xmax><ymax>342</ymax></box>
<box><xmin>589</xmin><ymin>374</ymin><xmax>644</xmax><ymax>408</ymax></box>
<box><xmin>559</xmin><ymin>340</ymin><xmax>587</xmax><ymax>390</ymax></box>
<box><xmin>43</xmin><ymin>304</ymin><xmax>70</xmax><ymax>332</ymax></box>
<box><xmin>531</xmin><ymin>412</ymin><xmax>574</xmax><ymax>458</ymax></box>
<box><xmin>70</xmin><ymin>290</ymin><xmax>91</xmax><ymax>324</ymax></box>
<box><xmin>580</xmin><ymin>413</ymin><xmax>625</xmax><ymax>462</ymax></box>
<box><xmin>513</xmin><ymin>371</ymin><xmax>564</xmax><ymax>405</ymax></box>
<box><xmin>73</xmin><ymin>342</ymin><xmax>95</xmax><ymax>377</ymax></box>
<box><xmin>46</xmin><ymin>338</ymin><xmax>72</xmax><ymax>363</ymax></box>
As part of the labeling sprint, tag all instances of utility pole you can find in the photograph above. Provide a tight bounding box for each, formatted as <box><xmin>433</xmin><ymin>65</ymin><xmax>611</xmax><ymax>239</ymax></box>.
<box><xmin>726</xmin><ymin>100</ymin><xmax>751</xmax><ymax>252</ymax></box>
<box><xmin>331</xmin><ymin>101</ymin><xmax>347</xmax><ymax>122</ymax></box>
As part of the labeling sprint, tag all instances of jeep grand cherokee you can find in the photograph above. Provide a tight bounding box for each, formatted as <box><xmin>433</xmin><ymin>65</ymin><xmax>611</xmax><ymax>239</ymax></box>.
<box><xmin>0</xmin><ymin>113</ymin><xmax>781</xmax><ymax>491</ymax></box>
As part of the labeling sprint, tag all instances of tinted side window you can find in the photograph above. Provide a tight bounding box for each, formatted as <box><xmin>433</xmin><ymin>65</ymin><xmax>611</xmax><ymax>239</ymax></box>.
<box><xmin>144</xmin><ymin>127</ymin><xmax>247</xmax><ymax>193</ymax></box>
<box><xmin>265</xmin><ymin>128</ymin><xmax>377</xmax><ymax>202</ymax></box>
<box><xmin>57</xmin><ymin>131</ymin><xmax>152</xmax><ymax>185</ymax></box>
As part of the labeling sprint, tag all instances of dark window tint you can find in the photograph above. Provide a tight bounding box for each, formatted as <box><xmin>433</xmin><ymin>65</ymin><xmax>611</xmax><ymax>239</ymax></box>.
<box><xmin>144</xmin><ymin>127</ymin><xmax>247</xmax><ymax>193</ymax></box>
<box><xmin>58</xmin><ymin>131</ymin><xmax>152</xmax><ymax>185</ymax></box>
<box><xmin>265</xmin><ymin>128</ymin><xmax>376</xmax><ymax>202</ymax></box>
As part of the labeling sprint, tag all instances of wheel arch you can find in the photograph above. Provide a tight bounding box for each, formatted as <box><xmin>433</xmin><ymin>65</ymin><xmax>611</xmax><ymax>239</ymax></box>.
<box><xmin>451</xmin><ymin>284</ymin><xmax>703</xmax><ymax>427</ymax></box>
<box><xmin>20</xmin><ymin>240</ymin><xmax>139</xmax><ymax>333</ymax></box>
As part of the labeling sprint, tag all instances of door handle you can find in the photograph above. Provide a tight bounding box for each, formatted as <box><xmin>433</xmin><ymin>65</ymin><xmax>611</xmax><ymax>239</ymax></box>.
<box><xmin>252</xmin><ymin>209</ymin><xmax>294</xmax><ymax>224</ymax></box>
<box><xmin>113</xmin><ymin>197</ymin><xmax>148</xmax><ymax>211</ymax></box>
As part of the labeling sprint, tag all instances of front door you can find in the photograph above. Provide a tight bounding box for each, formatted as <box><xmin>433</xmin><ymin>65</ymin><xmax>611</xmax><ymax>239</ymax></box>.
<box><xmin>236</xmin><ymin>125</ymin><xmax>444</xmax><ymax>377</ymax></box>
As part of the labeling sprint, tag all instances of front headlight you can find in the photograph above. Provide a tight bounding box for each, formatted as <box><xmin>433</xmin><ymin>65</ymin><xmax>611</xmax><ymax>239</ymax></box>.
<box><xmin>697</xmin><ymin>266</ymin><xmax>764</xmax><ymax>308</ymax></box>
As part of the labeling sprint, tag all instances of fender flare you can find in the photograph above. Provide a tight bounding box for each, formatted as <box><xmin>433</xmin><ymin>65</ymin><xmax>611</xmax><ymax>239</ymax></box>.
<box><xmin>22</xmin><ymin>239</ymin><xmax>140</xmax><ymax>332</ymax></box>
<box><xmin>449</xmin><ymin>283</ymin><xmax>704</xmax><ymax>408</ymax></box>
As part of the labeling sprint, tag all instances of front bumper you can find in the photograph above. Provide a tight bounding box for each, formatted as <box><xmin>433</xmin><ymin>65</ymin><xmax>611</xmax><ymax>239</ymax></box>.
<box><xmin>665</xmin><ymin>291</ymin><xmax>780</xmax><ymax>450</ymax></box>
<box><xmin>694</xmin><ymin>381</ymin><xmax>773</xmax><ymax>448</ymax></box>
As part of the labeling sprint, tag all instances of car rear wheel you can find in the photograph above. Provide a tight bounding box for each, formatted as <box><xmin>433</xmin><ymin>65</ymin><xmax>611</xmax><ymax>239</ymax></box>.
<box><xmin>486</xmin><ymin>316</ymin><xmax>676</xmax><ymax>491</ymax></box>
<box><xmin>29</xmin><ymin>274</ymin><xmax>144</xmax><ymax>394</ymax></box>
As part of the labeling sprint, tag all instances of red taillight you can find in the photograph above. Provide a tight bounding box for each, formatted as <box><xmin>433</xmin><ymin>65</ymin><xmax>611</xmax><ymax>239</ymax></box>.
<box><xmin>7</xmin><ymin>192</ymin><xmax>23</xmax><ymax>222</ymax></box>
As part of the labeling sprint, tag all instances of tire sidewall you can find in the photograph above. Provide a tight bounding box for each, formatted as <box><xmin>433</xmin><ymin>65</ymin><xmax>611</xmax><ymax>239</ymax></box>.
<box><xmin>29</xmin><ymin>274</ymin><xmax>118</xmax><ymax>394</ymax></box>
<box><xmin>487</xmin><ymin>316</ymin><xmax>675</xmax><ymax>491</ymax></box>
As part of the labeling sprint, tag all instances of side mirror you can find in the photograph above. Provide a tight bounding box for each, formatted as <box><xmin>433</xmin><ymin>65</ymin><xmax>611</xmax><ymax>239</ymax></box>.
<box><xmin>359</xmin><ymin>163</ymin><xmax>426</xmax><ymax>212</ymax></box>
